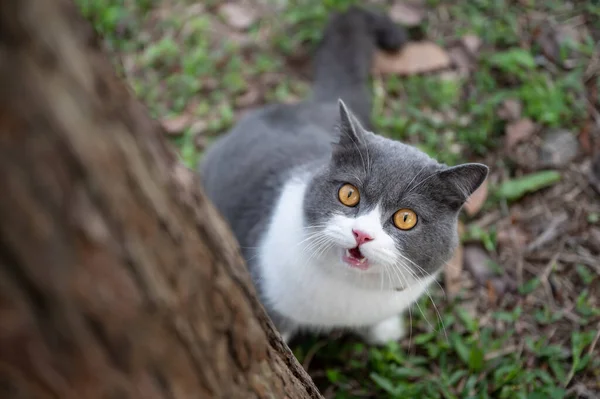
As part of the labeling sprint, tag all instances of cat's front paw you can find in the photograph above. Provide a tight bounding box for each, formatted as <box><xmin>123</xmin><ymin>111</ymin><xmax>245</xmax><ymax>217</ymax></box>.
<box><xmin>360</xmin><ymin>315</ymin><xmax>406</xmax><ymax>346</ymax></box>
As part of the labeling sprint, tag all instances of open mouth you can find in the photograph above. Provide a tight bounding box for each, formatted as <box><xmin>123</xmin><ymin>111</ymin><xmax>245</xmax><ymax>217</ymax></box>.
<box><xmin>342</xmin><ymin>246</ymin><xmax>370</xmax><ymax>270</ymax></box>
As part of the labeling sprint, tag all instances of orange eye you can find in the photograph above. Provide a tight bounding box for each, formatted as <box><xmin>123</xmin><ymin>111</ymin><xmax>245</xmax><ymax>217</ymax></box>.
<box><xmin>393</xmin><ymin>209</ymin><xmax>417</xmax><ymax>230</ymax></box>
<box><xmin>338</xmin><ymin>184</ymin><xmax>360</xmax><ymax>207</ymax></box>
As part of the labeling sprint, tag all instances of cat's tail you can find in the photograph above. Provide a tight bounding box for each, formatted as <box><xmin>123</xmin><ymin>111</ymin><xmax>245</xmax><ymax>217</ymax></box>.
<box><xmin>311</xmin><ymin>6</ymin><xmax>407</xmax><ymax>127</ymax></box>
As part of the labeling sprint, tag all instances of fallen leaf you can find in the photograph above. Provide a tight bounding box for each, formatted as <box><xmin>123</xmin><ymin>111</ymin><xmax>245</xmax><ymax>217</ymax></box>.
<box><xmin>373</xmin><ymin>42</ymin><xmax>451</xmax><ymax>75</ymax></box>
<box><xmin>464</xmin><ymin>177</ymin><xmax>488</xmax><ymax>216</ymax></box>
<box><xmin>444</xmin><ymin>222</ymin><xmax>464</xmax><ymax>298</ymax></box>
<box><xmin>486</xmin><ymin>280</ymin><xmax>497</xmax><ymax>304</ymax></box>
<box><xmin>578</xmin><ymin>120</ymin><xmax>593</xmax><ymax>154</ymax></box>
<box><xmin>534</xmin><ymin>21</ymin><xmax>581</xmax><ymax>67</ymax></box>
<box><xmin>535</xmin><ymin>22</ymin><xmax>560</xmax><ymax>63</ymax></box>
<box><xmin>161</xmin><ymin>114</ymin><xmax>192</xmax><ymax>136</ymax></box>
<box><xmin>461</xmin><ymin>34</ymin><xmax>481</xmax><ymax>55</ymax></box>
<box><xmin>219</xmin><ymin>3</ymin><xmax>257</xmax><ymax>30</ymax></box>
<box><xmin>497</xmin><ymin>99</ymin><xmax>522</xmax><ymax>121</ymax></box>
<box><xmin>504</xmin><ymin>118</ymin><xmax>536</xmax><ymax>149</ymax></box>
<box><xmin>389</xmin><ymin>2</ymin><xmax>425</xmax><ymax>27</ymax></box>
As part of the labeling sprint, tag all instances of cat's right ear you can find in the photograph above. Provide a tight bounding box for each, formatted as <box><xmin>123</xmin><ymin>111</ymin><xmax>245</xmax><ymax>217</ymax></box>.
<box><xmin>336</xmin><ymin>99</ymin><xmax>366</xmax><ymax>147</ymax></box>
<box><xmin>438</xmin><ymin>163</ymin><xmax>489</xmax><ymax>210</ymax></box>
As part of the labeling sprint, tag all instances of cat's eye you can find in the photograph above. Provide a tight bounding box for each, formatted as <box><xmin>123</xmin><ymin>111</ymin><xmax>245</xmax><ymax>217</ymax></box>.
<box><xmin>338</xmin><ymin>183</ymin><xmax>360</xmax><ymax>207</ymax></box>
<box><xmin>393</xmin><ymin>209</ymin><xmax>417</xmax><ymax>230</ymax></box>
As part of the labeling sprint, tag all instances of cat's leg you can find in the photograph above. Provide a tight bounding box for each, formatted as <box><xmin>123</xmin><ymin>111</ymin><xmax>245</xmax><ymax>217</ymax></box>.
<box><xmin>357</xmin><ymin>314</ymin><xmax>406</xmax><ymax>345</ymax></box>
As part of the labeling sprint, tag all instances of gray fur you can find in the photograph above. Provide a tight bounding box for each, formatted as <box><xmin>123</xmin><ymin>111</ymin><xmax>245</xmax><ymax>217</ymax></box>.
<box><xmin>200</xmin><ymin>6</ymin><xmax>488</xmax><ymax>322</ymax></box>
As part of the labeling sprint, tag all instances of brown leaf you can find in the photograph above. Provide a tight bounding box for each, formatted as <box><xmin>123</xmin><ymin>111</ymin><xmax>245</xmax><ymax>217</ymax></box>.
<box><xmin>461</xmin><ymin>34</ymin><xmax>482</xmax><ymax>55</ymax></box>
<box><xmin>444</xmin><ymin>221</ymin><xmax>464</xmax><ymax>298</ymax></box>
<box><xmin>161</xmin><ymin>114</ymin><xmax>192</xmax><ymax>136</ymax></box>
<box><xmin>373</xmin><ymin>42</ymin><xmax>451</xmax><ymax>75</ymax></box>
<box><xmin>219</xmin><ymin>3</ymin><xmax>257</xmax><ymax>30</ymax></box>
<box><xmin>464</xmin><ymin>178</ymin><xmax>488</xmax><ymax>216</ymax></box>
<box><xmin>486</xmin><ymin>280</ymin><xmax>497</xmax><ymax>305</ymax></box>
<box><xmin>497</xmin><ymin>99</ymin><xmax>522</xmax><ymax>121</ymax></box>
<box><xmin>578</xmin><ymin>119</ymin><xmax>593</xmax><ymax>154</ymax></box>
<box><xmin>504</xmin><ymin>118</ymin><xmax>536</xmax><ymax>150</ymax></box>
<box><xmin>389</xmin><ymin>2</ymin><xmax>425</xmax><ymax>27</ymax></box>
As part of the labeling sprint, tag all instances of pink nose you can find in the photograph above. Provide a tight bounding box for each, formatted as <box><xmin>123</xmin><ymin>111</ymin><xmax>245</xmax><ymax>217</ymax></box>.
<box><xmin>352</xmin><ymin>229</ymin><xmax>373</xmax><ymax>246</ymax></box>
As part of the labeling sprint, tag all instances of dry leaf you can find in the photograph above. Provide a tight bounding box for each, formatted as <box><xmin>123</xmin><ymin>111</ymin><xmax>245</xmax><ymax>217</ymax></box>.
<box><xmin>444</xmin><ymin>221</ymin><xmax>464</xmax><ymax>298</ymax></box>
<box><xmin>486</xmin><ymin>280</ymin><xmax>498</xmax><ymax>304</ymax></box>
<box><xmin>219</xmin><ymin>3</ymin><xmax>257</xmax><ymax>30</ymax></box>
<box><xmin>389</xmin><ymin>2</ymin><xmax>425</xmax><ymax>27</ymax></box>
<box><xmin>373</xmin><ymin>42</ymin><xmax>451</xmax><ymax>75</ymax></box>
<box><xmin>497</xmin><ymin>99</ymin><xmax>522</xmax><ymax>121</ymax></box>
<box><xmin>161</xmin><ymin>114</ymin><xmax>192</xmax><ymax>136</ymax></box>
<box><xmin>464</xmin><ymin>178</ymin><xmax>488</xmax><ymax>216</ymax></box>
<box><xmin>578</xmin><ymin>120</ymin><xmax>593</xmax><ymax>154</ymax></box>
<box><xmin>505</xmin><ymin>118</ymin><xmax>536</xmax><ymax>149</ymax></box>
<box><xmin>462</xmin><ymin>34</ymin><xmax>481</xmax><ymax>55</ymax></box>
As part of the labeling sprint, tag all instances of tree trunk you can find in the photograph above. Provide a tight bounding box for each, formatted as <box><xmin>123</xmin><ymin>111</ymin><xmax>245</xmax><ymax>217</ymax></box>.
<box><xmin>0</xmin><ymin>1</ymin><xmax>322</xmax><ymax>398</ymax></box>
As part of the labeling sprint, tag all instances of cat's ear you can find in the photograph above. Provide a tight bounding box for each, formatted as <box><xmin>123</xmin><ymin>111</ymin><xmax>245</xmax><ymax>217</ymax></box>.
<box><xmin>336</xmin><ymin>99</ymin><xmax>366</xmax><ymax>147</ymax></box>
<box><xmin>438</xmin><ymin>163</ymin><xmax>489</xmax><ymax>209</ymax></box>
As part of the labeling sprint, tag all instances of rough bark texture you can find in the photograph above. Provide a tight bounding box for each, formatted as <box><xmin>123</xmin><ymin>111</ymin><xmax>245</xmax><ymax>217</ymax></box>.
<box><xmin>0</xmin><ymin>1</ymin><xmax>322</xmax><ymax>398</ymax></box>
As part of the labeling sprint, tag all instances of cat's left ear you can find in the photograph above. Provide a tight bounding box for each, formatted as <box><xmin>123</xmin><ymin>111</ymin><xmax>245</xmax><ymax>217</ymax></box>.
<box><xmin>438</xmin><ymin>163</ymin><xmax>489</xmax><ymax>209</ymax></box>
<box><xmin>336</xmin><ymin>99</ymin><xmax>367</xmax><ymax>147</ymax></box>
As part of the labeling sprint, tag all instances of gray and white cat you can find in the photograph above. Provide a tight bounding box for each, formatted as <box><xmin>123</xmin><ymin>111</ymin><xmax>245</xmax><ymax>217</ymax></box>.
<box><xmin>200</xmin><ymin>7</ymin><xmax>488</xmax><ymax>345</ymax></box>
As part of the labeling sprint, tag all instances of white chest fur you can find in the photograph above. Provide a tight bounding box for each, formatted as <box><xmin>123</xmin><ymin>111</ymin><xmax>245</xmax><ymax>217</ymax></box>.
<box><xmin>257</xmin><ymin>177</ymin><xmax>438</xmax><ymax>331</ymax></box>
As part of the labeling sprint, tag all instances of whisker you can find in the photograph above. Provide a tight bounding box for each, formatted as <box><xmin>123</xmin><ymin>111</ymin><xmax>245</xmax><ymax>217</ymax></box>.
<box><xmin>393</xmin><ymin>253</ymin><xmax>448</xmax><ymax>342</ymax></box>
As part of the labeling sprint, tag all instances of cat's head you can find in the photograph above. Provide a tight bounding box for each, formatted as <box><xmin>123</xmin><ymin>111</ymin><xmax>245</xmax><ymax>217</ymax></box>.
<box><xmin>302</xmin><ymin>100</ymin><xmax>488</xmax><ymax>290</ymax></box>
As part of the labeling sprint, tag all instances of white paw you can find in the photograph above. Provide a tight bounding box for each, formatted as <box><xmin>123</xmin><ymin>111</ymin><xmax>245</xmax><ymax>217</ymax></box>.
<box><xmin>363</xmin><ymin>316</ymin><xmax>405</xmax><ymax>345</ymax></box>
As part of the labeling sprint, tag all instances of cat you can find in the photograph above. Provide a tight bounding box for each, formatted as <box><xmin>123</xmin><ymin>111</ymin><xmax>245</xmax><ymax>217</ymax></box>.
<box><xmin>200</xmin><ymin>6</ymin><xmax>488</xmax><ymax>345</ymax></box>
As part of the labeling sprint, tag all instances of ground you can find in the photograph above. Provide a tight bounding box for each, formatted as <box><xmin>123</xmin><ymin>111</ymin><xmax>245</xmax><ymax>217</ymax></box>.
<box><xmin>78</xmin><ymin>0</ymin><xmax>599</xmax><ymax>398</ymax></box>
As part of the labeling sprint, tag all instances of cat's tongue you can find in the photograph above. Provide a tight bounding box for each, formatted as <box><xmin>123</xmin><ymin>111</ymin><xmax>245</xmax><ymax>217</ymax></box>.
<box><xmin>343</xmin><ymin>247</ymin><xmax>370</xmax><ymax>270</ymax></box>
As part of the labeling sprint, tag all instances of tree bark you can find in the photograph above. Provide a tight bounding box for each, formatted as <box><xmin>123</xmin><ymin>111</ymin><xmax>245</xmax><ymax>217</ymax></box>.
<box><xmin>0</xmin><ymin>1</ymin><xmax>322</xmax><ymax>398</ymax></box>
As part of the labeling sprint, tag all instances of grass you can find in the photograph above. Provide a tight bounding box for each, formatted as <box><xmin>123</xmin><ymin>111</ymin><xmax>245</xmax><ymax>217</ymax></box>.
<box><xmin>78</xmin><ymin>0</ymin><xmax>600</xmax><ymax>397</ymax></box>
